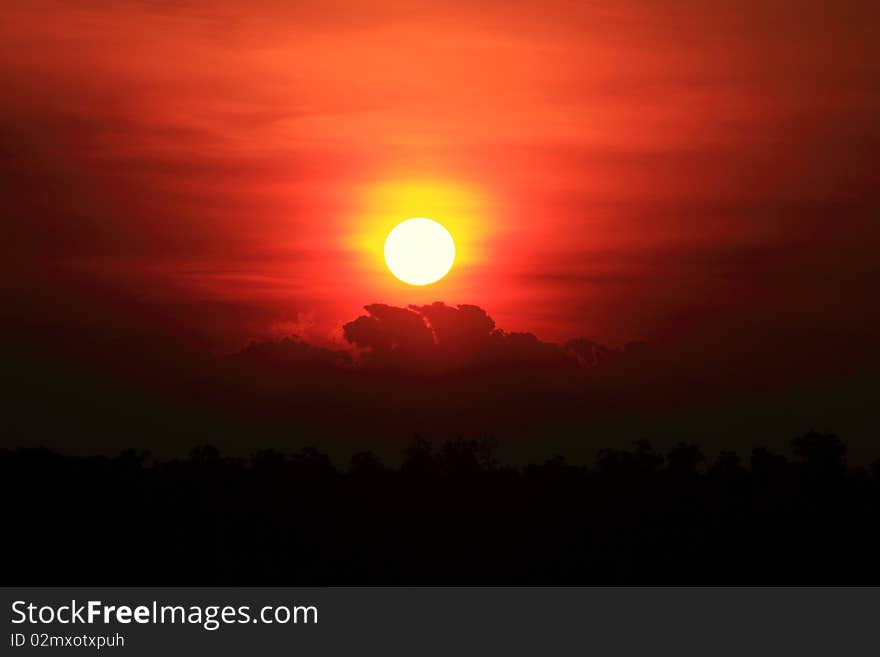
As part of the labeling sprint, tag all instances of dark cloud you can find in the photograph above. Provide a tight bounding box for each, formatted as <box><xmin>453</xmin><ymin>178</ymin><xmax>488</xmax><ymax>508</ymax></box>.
<box><xmin>344</xmin><ymin>304</ymin><xmax>434</xmax><ymax>353</ymax></box>
<box><xmin>342</xmin><ymin>302</ymin><xmax>573</xmax><ymax>372</ymax></box>
<box><xmin>7</xmin><ymin>301</ymin><xmax>876</xmax><ymax>467</ymax></box>
<box><xmin>413</xmin><ymin>302</ymin><xmax>496</xmax><ymax>353</ymax></box>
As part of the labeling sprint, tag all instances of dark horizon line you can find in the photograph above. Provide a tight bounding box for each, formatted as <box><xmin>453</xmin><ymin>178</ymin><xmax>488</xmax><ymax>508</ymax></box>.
<box><xmin>5</xmin><ymin>430</ymin><xmax>876</xmax><ymax>475</ymax></box>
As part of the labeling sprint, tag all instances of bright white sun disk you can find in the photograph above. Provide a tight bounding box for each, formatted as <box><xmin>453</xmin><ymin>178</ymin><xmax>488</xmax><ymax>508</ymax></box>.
<box><xmin>384</xmin><ymin>218</ymin><xmax>456</xmax><ymax>285</ymax></box>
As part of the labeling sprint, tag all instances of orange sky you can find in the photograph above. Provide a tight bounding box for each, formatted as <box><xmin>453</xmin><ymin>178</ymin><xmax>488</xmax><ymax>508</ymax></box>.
<box><xmin>2</xmin><ymin>0</ymin><xmax>878</xmax><ymax>351</ymax></box>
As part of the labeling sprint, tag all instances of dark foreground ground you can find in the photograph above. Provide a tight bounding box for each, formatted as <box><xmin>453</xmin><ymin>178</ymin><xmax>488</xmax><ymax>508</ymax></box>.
<box><xmin>4</xmin><ymin>432</ymin><xmax>879</xmax><ymax>584</ymax></box>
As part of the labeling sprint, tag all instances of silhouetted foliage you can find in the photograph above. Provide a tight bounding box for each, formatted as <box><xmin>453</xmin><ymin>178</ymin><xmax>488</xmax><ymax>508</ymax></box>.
<box><xmin>666</xmin><ymin>441</ymin><xmax>705</xmax><ymax>477</ymax></box>
<box><xmin>3</xmin><ymin>431</ymin><xmax>880</xmax><ymax>585</ymax></box>
<box><xmin>792</xmin><ymin>431</ymin><xmax>847</xmax><ymax>478</ymax></box>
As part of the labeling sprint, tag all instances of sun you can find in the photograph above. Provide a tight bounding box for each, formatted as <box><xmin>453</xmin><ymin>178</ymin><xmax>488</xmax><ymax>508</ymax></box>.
<box><xmin>384</xmin><ymin>218</ymin><xmax>456</xmax><ymax>285</ymax></box>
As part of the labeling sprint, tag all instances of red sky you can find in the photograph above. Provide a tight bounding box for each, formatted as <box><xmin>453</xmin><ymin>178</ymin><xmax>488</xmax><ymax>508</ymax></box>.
<box><xmin>2</xmin><ymin>0</ymin><xmax>878</xmax><ymax>352</ymax></box>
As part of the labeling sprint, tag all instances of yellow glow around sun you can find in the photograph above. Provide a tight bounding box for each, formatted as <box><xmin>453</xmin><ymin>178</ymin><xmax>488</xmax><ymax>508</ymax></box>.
<box><xmin>349</xmin><ymin>179</ymin><xmax>490</xmax><ymax>288</ymax></box>
<box><xmin>384</xmin><ymin>218</ymin><xmax>455</xmax><ymax>285</ymax></box>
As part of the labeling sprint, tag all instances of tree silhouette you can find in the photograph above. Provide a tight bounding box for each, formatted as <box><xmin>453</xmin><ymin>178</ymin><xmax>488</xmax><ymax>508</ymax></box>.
<box><xmin>792</xmin><ymin>431</ymin><xmax>846</xmax><ymax>478</ymax></box>
<box><xmin>666</xmin><ymin>441</ymin><xmax>705</xmax><ymax>477</ymax></box>
<box><xmin>2</xmin><ymin>431</ymin><xmax>879</xmax><ymax>585</ymax></box>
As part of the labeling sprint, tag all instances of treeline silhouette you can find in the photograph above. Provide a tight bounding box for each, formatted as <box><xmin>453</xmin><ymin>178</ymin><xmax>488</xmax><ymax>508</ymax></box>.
<box><xmin>4</xmin><ymin>431</ymin><xmax>880</xmax><ymax>584</ymax></box>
